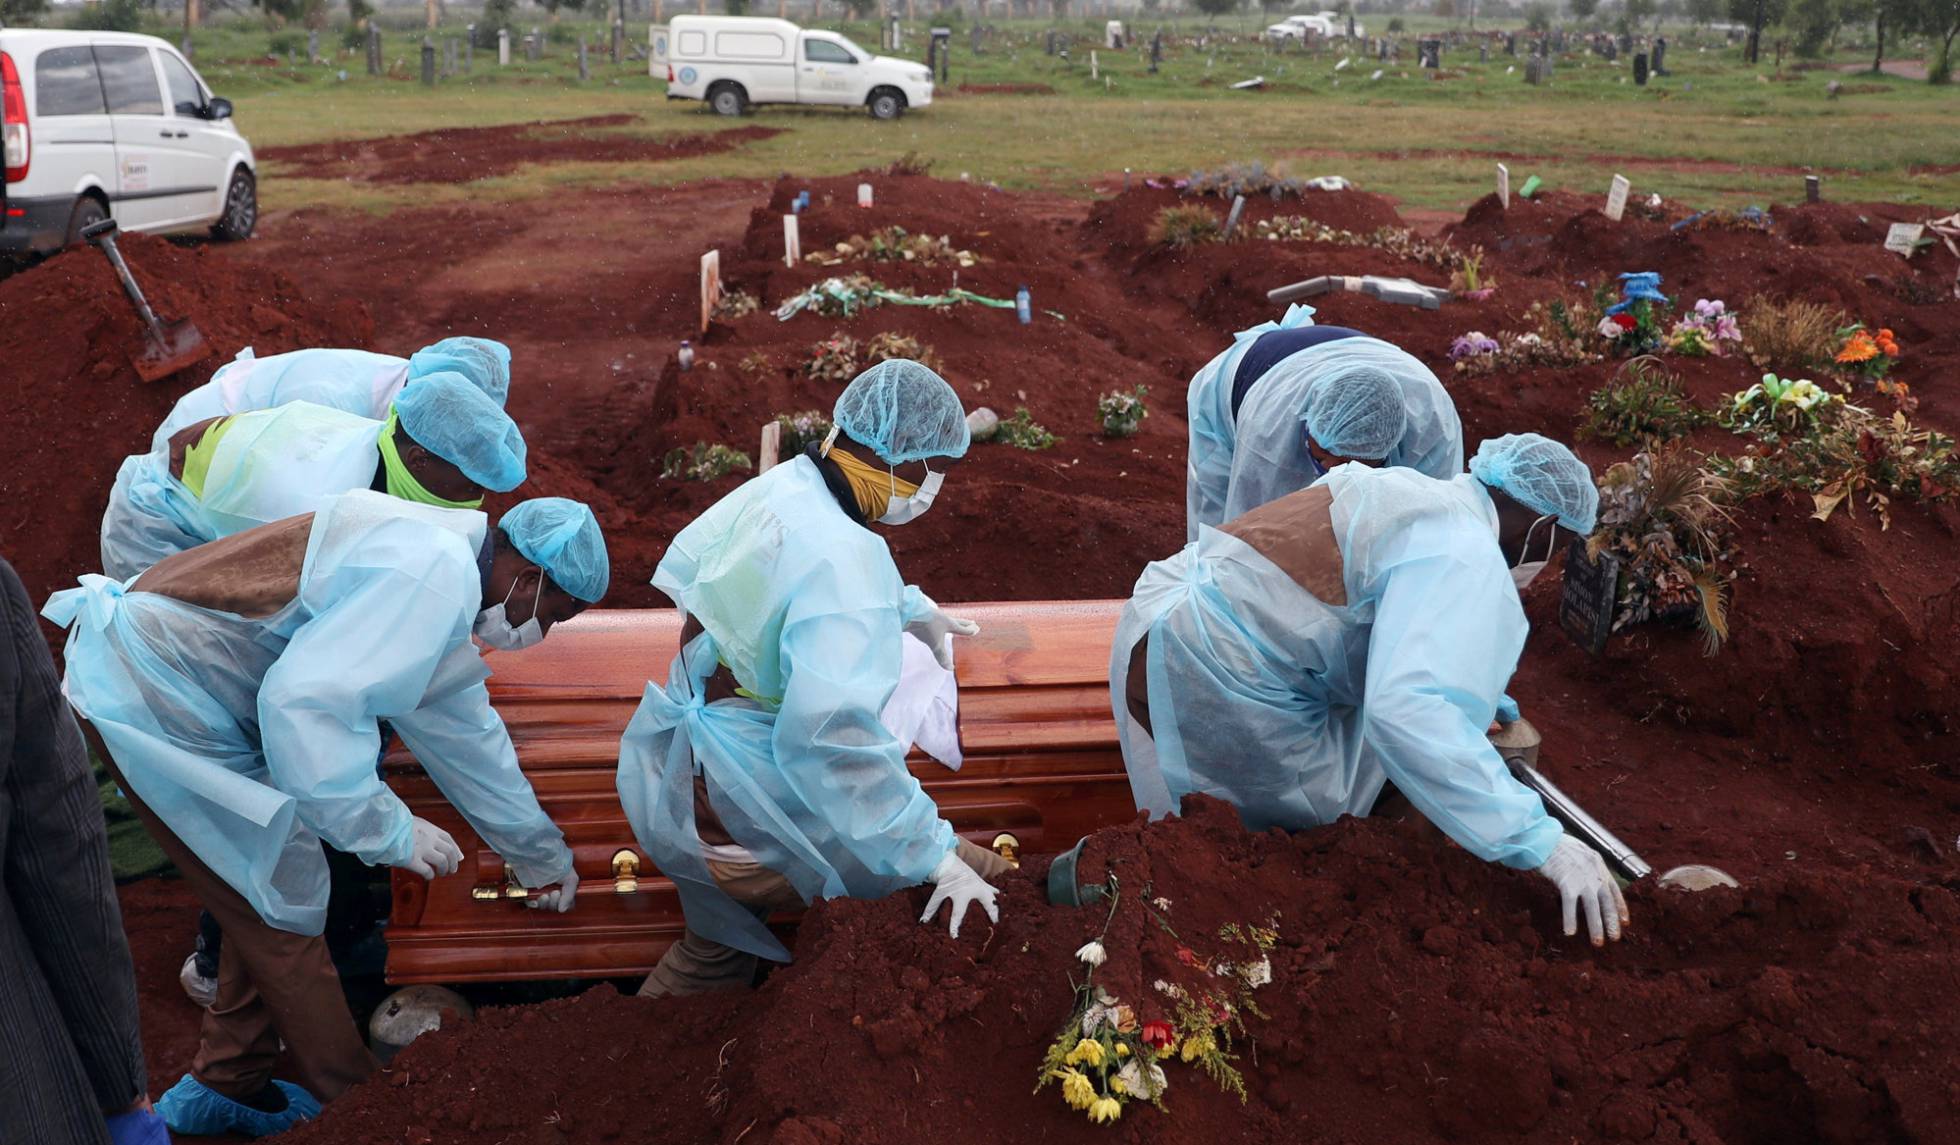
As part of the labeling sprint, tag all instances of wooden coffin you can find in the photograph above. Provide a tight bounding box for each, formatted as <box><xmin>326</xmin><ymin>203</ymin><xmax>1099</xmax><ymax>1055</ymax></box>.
<box><xmin>382</xmin><ymin>600</ymin><xmax>1134</xmax><ymax>984</ymax></box>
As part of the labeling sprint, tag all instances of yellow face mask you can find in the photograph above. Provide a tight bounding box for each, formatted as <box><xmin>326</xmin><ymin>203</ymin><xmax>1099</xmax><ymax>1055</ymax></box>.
<box><xmin>378</xmin><ymin>410</ymin><xmax>484</xmax><ymax>510</ymax></box>
<box><xmin>823</xmin><ymin>440</ymin><xmax>918</xmax><ymax>522</ymax></box>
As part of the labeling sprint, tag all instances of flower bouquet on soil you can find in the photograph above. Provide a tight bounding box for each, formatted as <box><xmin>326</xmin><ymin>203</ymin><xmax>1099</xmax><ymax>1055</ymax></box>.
<box><xmin>1035</xmin><ymin>877</ymin><xmax>1278</xmax><ymax>1126</ymax></box>
<box><xmin>1589</xmin><ymin>450</ymin><xmax>1737</xmax><ymax>655</ymax></box>
<box><xmin>1665</xmin><ymin>299</ymin><xmax>1742</xmax><ymax>357</ymax></box>
<box><xmin>1716</xmin><ymin>372</ymin><xmax>1842</xmax><ymax>443</ymax></box>
<box><xmin>1098</xmin><ymin>384</ymin><xmax>1150</xmax><ymax>438</ymax></box>
<box><xmin>1597</xmin><ymin>272</ymin><xmax>1670</xmax><ymax>357</ymax></box>
<box><xmin>1833</xmin><ymin>324</ymin><xmax>1901</xmax><ymax>384</ymax></box>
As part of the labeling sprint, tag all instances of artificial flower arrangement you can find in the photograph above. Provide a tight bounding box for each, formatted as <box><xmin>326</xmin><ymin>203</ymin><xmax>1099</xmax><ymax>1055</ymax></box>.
<box><xmin>1833</xmin><ymin>324</ymin><xmax>1901</xmax><ymax>382</ymax></box>
<box><xmin>1035</xmin><ymin>878</ymin><xmax>1278</xmax><ymax>1126</ymax></box>
<box><xmin>1665</xmin><ymin>299</ymin><xmax>1743</xmax><ymax>357</ymax></box>
<box><xmin>1596</xmin><ymin>271</ymin><xmax>1669</xmax><ymax>356</ymax></box>
<box><xmin>1717</xmin><ymin>372</ymin><xmax>1843</xmax><ymax>442</ymax></box>
<box><xmin>1589</xmin><ymin>450</ymin><xmax>1737</xmax><ymax>656</ymax></box>
<box><xmin>1448</xmin><ymin>249</ymin><xmax>1497</xmax><ymax>301</ymax></box>
<box><xmin>1448</xmin><ymin>331</ymin><xmax>1501</xmax><ymax>363</ymax></box>
<box><xmin>1098</xmin><ymin>384</ymin><xmax>1151</xmax><ymax>438</ymax></box>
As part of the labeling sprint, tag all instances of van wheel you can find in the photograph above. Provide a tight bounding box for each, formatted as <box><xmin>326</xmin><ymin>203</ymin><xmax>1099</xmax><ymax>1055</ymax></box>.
<box><xmin>709</xmin><ymin>83</ymin><xmax>747</xmax><ymax>117</ymax></box>
<box><xmin>211</xmin><ymin>169</ymin><xmax>257</xmax><ymax>242</ymax></box>
<box><xmin>868</xmin><ymin>89</ymin><xmax>905</xmax><ymax>120</ymax></box>
<box><xmin>63</xmin><ymin>195</ymin><xmax>108</xmax><ymax>248</ymax></box>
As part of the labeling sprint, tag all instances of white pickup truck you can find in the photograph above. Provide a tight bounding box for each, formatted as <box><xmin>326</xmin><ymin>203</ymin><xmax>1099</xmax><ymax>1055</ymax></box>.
<box><xmin>659</xmin><ymin>16</ymin><xmax>933</xmax><ymax>121</ymax></box>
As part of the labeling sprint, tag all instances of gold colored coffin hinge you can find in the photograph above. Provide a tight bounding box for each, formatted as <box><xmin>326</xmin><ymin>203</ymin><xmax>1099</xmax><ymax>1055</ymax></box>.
<box><xmin>612</xmin><ymin>849</ymin><xmax>641</xmax><ymax>894</ymax></box>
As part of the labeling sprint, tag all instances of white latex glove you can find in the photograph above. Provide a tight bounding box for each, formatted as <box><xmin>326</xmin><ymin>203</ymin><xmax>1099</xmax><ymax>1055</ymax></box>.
<box><xmin>1536</xmin><ymin>834</ymin><xmax>1629</xmax><ymax>946</ymax></box>
<box><xmin>526</xmin><ymin>866</ymin><xmax>581</xmax><ymax>913</ymax></box>
<box><xmin>401</xmin><ymin>817</ymin><xmax>463</xmax><ymax>881</ymax></box>
<box><xmin>920</xmin><ymin>849</ymin><xmax>999</xmax><ymax>938</ymax></box>
<box><xmin>904</xmin><ymin>604</ymin><xmax>981</xmax><ymax>671</ymax></box>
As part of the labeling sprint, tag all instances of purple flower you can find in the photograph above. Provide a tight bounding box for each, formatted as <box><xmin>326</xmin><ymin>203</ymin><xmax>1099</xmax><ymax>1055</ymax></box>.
<box><xmin>1694</xmin><ymin>298</ymin><xmax>1725</xmax><ymax>319</ymax></box>
<box><xmin>1714</xmin><ymin>315</ymin><xmax>1740</xmax><ymax>342</ymax></box>
<box><xmin>1449</xmin><ymin>332</ymin><xmax>1499</xmax><ymax>359</ymax></box>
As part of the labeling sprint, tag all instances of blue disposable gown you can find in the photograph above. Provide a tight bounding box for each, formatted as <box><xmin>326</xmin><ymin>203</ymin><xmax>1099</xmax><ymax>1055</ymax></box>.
<box><xmin>1112</xmin><ymin>465</ymin><xmax>1561</xmax><ymax>870</ymax></box>
<box><xmin>101</xmin><ymin>402</ymin><xmax>385</xmax><ymax>581</ymax></box>
<box><xmin>1186</xmin><ymin>310</ymin><xmax>1465</xmax><ymax>539</ymax></box>
<box><xmin>616</xmin><ymin>455</ymin><xmax>954</xmax><ymax>960</ymax></box>
<box><xmin>46</xmin><ymin>490</ymin><xmax>572</xmax><ymax>935</ymax></box>
<box><xmin>151</xmin><ymin>348</ymin><xmax>410</xmax><ymax>451</ymax></box>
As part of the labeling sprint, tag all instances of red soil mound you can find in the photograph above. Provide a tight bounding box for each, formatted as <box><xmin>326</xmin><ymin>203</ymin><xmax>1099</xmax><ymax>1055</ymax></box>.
<box><xmin>0</xmin><ymin>235</ymin><xmax>373</xmax><ymax>614</ymax></box>
<box><xmin>259</xmin><ymin>118</ymin><xmax>782</xmax><ymax>184</ymax></box>
<box><xmin>284</xmin><ymin>795</ymin><xmax>1960</xmax><ymax>1144</ymax></box>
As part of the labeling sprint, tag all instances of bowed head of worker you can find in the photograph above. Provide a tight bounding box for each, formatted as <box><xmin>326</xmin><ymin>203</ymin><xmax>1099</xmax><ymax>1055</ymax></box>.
<box><xmin>384</xmin><ymin>372</ymin><xmax>528</xmax><ymax>508</ymax></box>
<box><xmin>1467</xmin><ymin>433</ymin><xmax>1600</xmax><ymax>592</ymax></box>
<box><xmin>407</xmin><ymin>335</ymin><xmax>513</xmax><ymax>405</ymax></box>
<box><xmin>818</xmin><ymin>358</ymin><xmax>971</xmax><ymax>528</ymax></box>
<box><xmin>479</xmin><ymin>497</ymin><xmax>611</xmax><ymax>651</ymax></box>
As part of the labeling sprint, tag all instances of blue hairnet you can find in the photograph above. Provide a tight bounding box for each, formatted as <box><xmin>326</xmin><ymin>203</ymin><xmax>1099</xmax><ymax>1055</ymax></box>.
<box><xmin>834</xmin><ymin>359</ymin><xmax>970</xmax><ymax>465</ymax></box>
<box><xmin>1302</xmin><ymin>365</ymin><xmax>1408</xmax><ymax>460</ymax></box>
<box><xmin>500</xmin><ymin>497</ymin><xmax>610</xmax><ymax>602</ymax></box>
<box><xmin>393</xmin><ymin>371</ymin><xmax>528</xmax><ymax>493</ymax></box>
<box><xmin>1469</xmin><ymin>434</ymin><xmax>1598</xmax><ymax>534</ymax></box>
<box><xmin>409</xmin><ymin>337</ymin><xmax>512</xmax><ymax>405</ymax></box>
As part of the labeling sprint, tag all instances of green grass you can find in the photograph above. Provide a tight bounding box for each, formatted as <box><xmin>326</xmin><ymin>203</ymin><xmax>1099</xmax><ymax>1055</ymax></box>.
<box><xmin>30</xmin><ymin>12</ymin><xmax>1958</xmax><ymax>215</ymax></box>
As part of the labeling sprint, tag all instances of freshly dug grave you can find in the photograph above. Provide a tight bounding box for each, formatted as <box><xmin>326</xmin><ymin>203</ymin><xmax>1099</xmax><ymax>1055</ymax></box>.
<box><xmin>0</xmin><ymin>234</ymin><xmax>372</xmax><ymax>614</ymax></box>
<box><xmin>259</xmin><ymin>117</ymin><xmax>783</xmax><ymax>184</ymax></box>
<box><xmin>283</xmin><ymin>796</ymin><xmax>1960</xmax><ymax>1144</ymax></box>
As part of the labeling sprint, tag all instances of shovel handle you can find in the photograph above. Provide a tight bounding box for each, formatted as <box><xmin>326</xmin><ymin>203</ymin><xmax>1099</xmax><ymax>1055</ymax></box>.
<box><xmin>85</xmin><ymin>222</ymin><xmax>165</xmax><ymax>337</ymax></box>
<box><xmin>81</xmin><ymin>218</ymin><xmax>120</xmax><ymax>242</ymax></box>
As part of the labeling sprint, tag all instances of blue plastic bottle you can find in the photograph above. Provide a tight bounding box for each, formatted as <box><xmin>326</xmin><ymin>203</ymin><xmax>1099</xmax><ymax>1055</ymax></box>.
<box><xmin>1015</xmin><ymin>286</ymin><xmax>1032</xmax><ymax>325</ymax></box>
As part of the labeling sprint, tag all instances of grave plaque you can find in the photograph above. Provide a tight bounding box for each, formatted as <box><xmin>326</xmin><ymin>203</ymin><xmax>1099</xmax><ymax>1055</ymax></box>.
<box><xmin>1558</xmin><ymin>538</ymin><xmax>1619</xmax><ymax>656</ymax></box>
<box><xmin>1224</xmin><ymin>194</ymin><xmax>1246</xmax><ymax>238</ymax></box>
<box><xmin>1497</xmin><ymin>163</ymin><xmax>1510</xmax><ymax>209</ymax></box>
<box><xmin>699</xmin><ymin>250</ymin><xmax>721</xmax><ymax>335</ymax></box>
<box><xmin>1883</xmin><ymin>223</ymin><xmax>1925</xmax><ymax>255</ymax></box>
<box><xmin>1605</xmin><ymin>174</ymin><xmax>1631</xmax><ymax>222</ymax></box>
<box><xmin>783</xmin><ymin>214</ymin><xmax>801</xmax><ymax>267</ymax></box>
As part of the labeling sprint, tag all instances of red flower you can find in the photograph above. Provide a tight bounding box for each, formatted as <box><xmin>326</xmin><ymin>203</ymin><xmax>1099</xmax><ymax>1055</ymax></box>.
<box><xmin>1611</xmin><ymin>313</ymin><xmax>1638</xmax><ymax>331</ymax></box>
<box><xmin>1141</xmin><ymin>1020</ymin><xmax>1176</xmax><ymax>1050</ymax></box>
<box><xmin>1175</xmin><ymin>947</ymin><xmax>1201</xmax><ymax>967</ymax></box>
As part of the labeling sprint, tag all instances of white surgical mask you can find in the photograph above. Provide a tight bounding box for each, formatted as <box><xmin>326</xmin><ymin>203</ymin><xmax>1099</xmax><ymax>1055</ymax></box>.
<box><xmin>878</xmin><ymin>467</ymin><xmax>943</xmax><ymax>526</ymax></box>
<box><xmin>1510</xmin><ymin>514</ymin><xmax>1557</xmax><ymax>591</ymax></box>
<box><xmin>474</xmin><ymin>569</ymin><xmax>545</xmax><ymax>652</ymax></box>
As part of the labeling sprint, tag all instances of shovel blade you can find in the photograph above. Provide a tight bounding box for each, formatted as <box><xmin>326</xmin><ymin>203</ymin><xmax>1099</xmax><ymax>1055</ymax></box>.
<box><xmin>132</xmin><ymin>319</ymin><xmax>211</xmax><ymax>383</ymax></box>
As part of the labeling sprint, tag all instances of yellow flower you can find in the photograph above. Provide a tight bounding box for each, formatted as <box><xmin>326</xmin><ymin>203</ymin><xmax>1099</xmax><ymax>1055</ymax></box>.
<box><xmin>1088</xmin><ymin>1097</ymin><xmax>1123</xmax><ymax>1124</ymax></box>
<box><xmin>1110</xmin><ymin>1076</ymin><xmax>1127</xmax><ymax>1096</ymax></box>
<box><xmin>1115</xmin><ymin>1043</ymin><xmax>1131</xmax><ymax>1058</ymax></box>
<box><xmin>1066</xmin><ymin>1039</ymin><xmax>1106</xmax><ymax>1068</ymax></box>
<box><xmin>1058</xmin><ymin>1069</ymin><xmax>1096</xmax><ymax>1111</ymax></box>
<box><xmin>1180</xmin><ymin>1037</ymin><xmax>1201</xmax><ymax>1063</ymax></box>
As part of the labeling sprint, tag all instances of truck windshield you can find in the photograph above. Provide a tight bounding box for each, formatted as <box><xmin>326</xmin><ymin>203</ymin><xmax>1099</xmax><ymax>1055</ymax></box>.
<box><xmin>832</xmin><ymin>36</ymin><xmax>869</xmax><ymax>61</ymax></box>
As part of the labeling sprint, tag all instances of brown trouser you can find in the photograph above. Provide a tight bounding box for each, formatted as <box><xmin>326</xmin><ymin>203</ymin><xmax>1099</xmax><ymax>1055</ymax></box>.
<box><xmin>83</xmin><ymin>719</ymin><xmax>376</xmax><ymax>1104</ymax></box>
<box><xmin>637</xmin><ymin>837</ymin><xmax>1014</xmax><ymax>1000</ymax></box>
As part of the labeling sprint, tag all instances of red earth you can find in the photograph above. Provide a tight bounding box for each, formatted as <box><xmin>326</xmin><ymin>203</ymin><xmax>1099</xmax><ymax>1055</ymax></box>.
<box><xmin>6</xmin><ymin>151</ymin><xmax>1956</xmax><ymax>1143</ymax></box>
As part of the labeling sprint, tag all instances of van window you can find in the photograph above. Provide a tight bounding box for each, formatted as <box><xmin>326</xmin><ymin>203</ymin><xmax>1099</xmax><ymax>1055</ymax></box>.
<box><xmin>94</xmin><ymin>46</ymin><xmax>163</xmax><ymax>115</ymax></box>
<box><xmin>159</xmin><ymin>51</ymin><xmax>206</xmax><ymax>117</ymax></box>
<box><xmin>803</xmin><ymin>39</ymin><xmax>857</xmax><ymax>64</ymax></box>
<box><xmin>677</xmin><ymin>30</ymin><xmax>707</xmax><ymax>56</ymax></box>
<box><xmin>34</xmin><ymin>46</ymin><xmax>108</xmax><ymax>117</ymax></box>
<box><xmin>715</xmin><ymin>31</ymin><xmax>786</xmax><ymax>60</ymax></box>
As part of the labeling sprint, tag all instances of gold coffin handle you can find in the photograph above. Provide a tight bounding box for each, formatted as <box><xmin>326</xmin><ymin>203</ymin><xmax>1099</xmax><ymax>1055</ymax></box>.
<box><xmin>472</xmin><ymin>860</ymin><xmax>530</xmax><ymax>901</ymax></box>
<box><xmin>992</xmin><ymin>832</ymin><xmax>1021</xmax><ymax>867</ymax></box>
<box><xmin>612</xmin><ymin>848</ymin><xmax>641</xmax><ymax>894</ymax></box>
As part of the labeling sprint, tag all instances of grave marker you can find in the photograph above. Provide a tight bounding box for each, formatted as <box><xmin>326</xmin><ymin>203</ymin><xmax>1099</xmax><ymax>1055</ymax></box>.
<box><xmin>1883</xmin><ymin>223</ymin><xmax>1925</xmax><ymax>256</ymax></box>
<box><xmin>1558</xmin><ymin>538</ymin><xmax>1619</xmax><ymax>656</ymax></box>
<box><xmin>858</xmin><ymin>183</ymin><xmax>873</xmax><ymax>208</ymax></box>
<box><xmin>759</xmin><ymin>421</ymin><xmax>782</xmax><ymax>471</ymax></box>
<box><xmin>1090</xmin><ymin>50</ymin><xmax>1098</xmax><ymax>79</ymax></box>
<box><xmin>1497</xmin><ymin>163</ymin><xmax>1510</xmax><ymax>209</ymax></box>
<box><xmin>1804</xmin><ymin>175</ymin><xmax>1820</xmax><ymax>203</ymax></box>
<box><xmin>421</xmin><ymin>38</ymin><xmax>436</xmax><ymax>85</ymax></box>
<box><xmin>699</xmin><ymin>250</ymin><xmax>721</xmax><ymax>335</ymax></box>
<box><xmin>1605</xmin><ymin>174</ymin><xmax>1631</xmax><ymax>222</ymax></box>
<box><xmin>783</xmin><ymin>214</ymin><xmax>801</xmax><ymax>267</ymax></box>
<box><xmin>498</xmin><ymin>28</ymin><xmax>510</xmax><ymax>66</ymax></box>
<box><xmin>1224</xmin><ymin>194</ymin><xmax>1246</xmax><ymax>238</ymax></box>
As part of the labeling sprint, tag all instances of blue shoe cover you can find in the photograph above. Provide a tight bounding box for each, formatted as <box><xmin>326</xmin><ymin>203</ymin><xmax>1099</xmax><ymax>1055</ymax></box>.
<box><xmin>156</xmin><ymin>1074</ymin><xmax>323</xmax><ymax>1137</ymax></box>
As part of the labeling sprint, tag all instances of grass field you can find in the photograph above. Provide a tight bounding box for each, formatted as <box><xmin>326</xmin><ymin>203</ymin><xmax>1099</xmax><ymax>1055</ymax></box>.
<box><xmin>68</xmin><ymin>13</ymin><xmax>1960</xmax><ymax>216</ymax></box>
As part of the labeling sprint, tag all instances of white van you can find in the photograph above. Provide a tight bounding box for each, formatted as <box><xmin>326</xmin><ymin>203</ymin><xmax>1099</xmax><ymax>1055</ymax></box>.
<box><xmin>0</xmin><ymin>29</ymin><xmax>255</xmax><ymax>256</ymax></box>
<box><xmin>661</xmin><ymin>16</ymin><xmax>933</xmax><ymax>121</ymax></box>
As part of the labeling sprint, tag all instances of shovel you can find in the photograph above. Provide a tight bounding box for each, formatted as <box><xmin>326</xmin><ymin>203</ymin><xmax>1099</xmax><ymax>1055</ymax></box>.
<box><xmin>80</xmin><ymin>218</ymin><xmax>210</xmax><ymax>382</ymax></box>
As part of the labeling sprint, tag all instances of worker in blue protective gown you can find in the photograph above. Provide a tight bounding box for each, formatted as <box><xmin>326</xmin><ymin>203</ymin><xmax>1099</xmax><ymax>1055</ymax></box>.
<box><xmin>1114</xmin><ymin>434</ymin><xmax>1630</xmax><ymax>947</ymax></box>
<box><xmin>100</xmin><ymin>371</ymin><xmax>527</xmax><ymax>581</ymax></box>
<box><xmin>1185</xmin><ymin>303</ymin><xmax>1464</xmax><ymax>541</ymax></box>
<box><xmin>44</xmin><ymin>491</ymin><xmax>608</xmax><ymax>1137</ymax></box>
<box><xmin>618</xmin><ymin>360</ymin><xmax>1010</xmax><ymax>1000</ymax></box>
<box><xmin>150</xmin><ymin>336</ymin><xmax>512</xmax><ymax>451</ymax></box>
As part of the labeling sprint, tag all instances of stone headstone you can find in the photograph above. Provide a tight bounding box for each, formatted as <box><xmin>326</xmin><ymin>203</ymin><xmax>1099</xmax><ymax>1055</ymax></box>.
<box><xmin>1883</xmin><ymin>223</ymin><xmax>1925</xmax><ymax>255</ymax></box>
<box><xmin>421</xmin><ymin>38</ymin><xmax>436</xmax><ymax>85</ymax></box>
<box><xmin>1634</xmin><ymin>51</ymin><xmax>1648</xmax><ymax>85</ymax></box>
<box><xmin>498</xmin><ymin>28</ymin><xmax>510</xmax><ymax>66</ymax></box>
<box><xmin>1224</xmin><ymin>194</ymin><xmax>1246</xmax><ymax>238</ymax></box>
<box><xmin>307</xmin><ymin>28</ymin><xmax>320</xmax><ymax>62</ymax></box>
<box><xmin>577</xmin><ymin>36</ymin><xmax>589</xmax><ymax>81</ymax></box>
<box><xmin>1805</xmin><ymin>175</ymin><xmax>1820</xmax><ymax>203</ymax></box>
<box><xmin>1558</xmin><ymin>538</ymin><xmax>1619</xmax><ymax>655</ymax></box>
<box><xmin>1605</xmin><ymin>173</ymin><xmax>1631</xmax><ymax>221</ymax></box>
<box><xmin>1651</xmin><ymin>37</ymin><xmax>1666</xmax><ymax>73</ymax></box>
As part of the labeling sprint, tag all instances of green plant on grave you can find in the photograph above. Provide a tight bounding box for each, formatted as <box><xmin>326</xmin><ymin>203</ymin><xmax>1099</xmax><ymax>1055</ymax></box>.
<box><xmin>1709</xmin><ymin>404</ymin><xmax>1959</xmax><ymax>531</ymax></box>
<box><xmin>887</xmin><ymin>151</ymin><xmax>936</xmax><ymax>176</ymax></box>
<box><xmin>1588</xmin><ymin>450</ymin><xmax>1737</xmax><ymax>656</ymax></box>
<box><xmin>1148</xmin><ymin>205</ymin><xmax>1224</xmax><ymax>250</ymax></box>
<box><xmin>1098</xmin><ymin>384</ymin><xmax>1150</xmax><ymax>438</ymax></box>
<box><xmin>1580</xmin><ymin>357</ymin><xmax>1712</xmax><ymax>447</ymax></box>
<box><xmin>772</xmin><ymin>410</ymin><xmax>834</xmax><ymax>456</ymax></box>
<box><xmin>1739</xmin><ymin>296</ymin><xmax>1848</xmax><ymax>375</ymax></box>
<box><xmin>1183</xmin><ymin>160</ymin><xmax>1305</xmax><ymax>201</ymax></box>
<box><xmin>996</xmin><ymin>407</ymin><xmax>1057</xmax><ymax>451</ymax></box>
<box><xmin>661</xmin><ymin>442</ymin><xmax>753</xmax><ymax>482</ymax></box>
<box><xmin>1716</xmin><ymin>373</ymin><xmax>1843</xmax><ymax>443</ymax></box>
<box><xmin>804</xmin><ymin>332</ymin><xmax>862</xmax><ymax>382</ymax></box>
<box><xmin>737</xmin><ymin>351</ymin><xmax>773</xmax><ymax>377</ymax></box>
